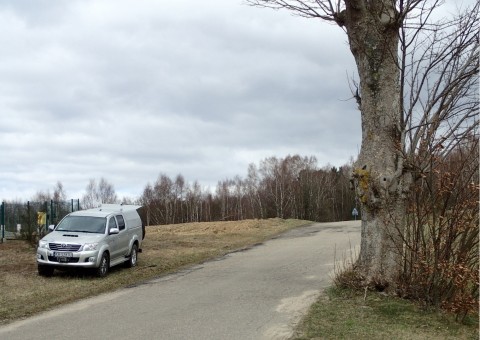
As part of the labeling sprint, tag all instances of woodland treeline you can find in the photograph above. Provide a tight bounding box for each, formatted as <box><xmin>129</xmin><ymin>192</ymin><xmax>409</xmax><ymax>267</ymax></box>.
<box><xmin>139</xmin><ymin>155</ymin><xmax>357</xmax><ymax>225</ymax></box>
<box><xmin>5</xmin><ymin>154</ymin><xmax>356</xmax><ymax>225</ymax></box>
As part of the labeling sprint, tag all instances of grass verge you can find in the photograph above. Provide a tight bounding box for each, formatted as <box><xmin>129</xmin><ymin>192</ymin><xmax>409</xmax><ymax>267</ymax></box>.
<box><xmin>293</xmin><ymin>286</ymin><xmax>479</xmax><ymax>340</ymax></box>
<box><xmin>0</xmin><ymin>218</ymin><xmax>309</xmax><ymax>325</ymax></box>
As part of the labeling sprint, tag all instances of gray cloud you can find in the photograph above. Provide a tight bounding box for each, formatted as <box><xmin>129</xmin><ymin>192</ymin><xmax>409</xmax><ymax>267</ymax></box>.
<box><xmin>0</xmin><ymin>0</ymin><xmax>360</xmax><ymax>201</ymax></box>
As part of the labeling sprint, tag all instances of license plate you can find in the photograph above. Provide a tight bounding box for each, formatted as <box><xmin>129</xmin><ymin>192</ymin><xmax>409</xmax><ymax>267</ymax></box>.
<box><xmin>54</xmin><ymin>252</ymin><xmax>73</xmax><ymax>258</ymax></box>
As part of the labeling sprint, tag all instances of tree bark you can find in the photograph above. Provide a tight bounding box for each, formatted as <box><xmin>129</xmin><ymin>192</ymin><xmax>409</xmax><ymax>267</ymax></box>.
<box><xmin>341</xmin><ymin>1</ymin><xmax>407</xmax><ymax>287</ymax></box>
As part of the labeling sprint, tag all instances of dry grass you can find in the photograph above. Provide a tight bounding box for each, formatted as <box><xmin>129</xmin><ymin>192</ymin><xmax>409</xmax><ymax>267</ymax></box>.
<box><xmin>294</xmin><ymin>287</ymin><xmax>479</xmax><ymax>340</ymax></box>
<box><xmin>0</xmin><ymin>218</ymin><xmax>309</xmax><ymax>325</ymax></box>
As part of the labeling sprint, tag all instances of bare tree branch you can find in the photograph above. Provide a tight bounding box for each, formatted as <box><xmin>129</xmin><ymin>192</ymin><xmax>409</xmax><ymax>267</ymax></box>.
<box><xmin>402</xmin><ymin>2</ymin><xmax>479</xmax><ymax>175</ymax></box>
<box><xmin>246</xmin><ymin>0</ymin><xmax>342</xmax><ymax>23</ymax></box>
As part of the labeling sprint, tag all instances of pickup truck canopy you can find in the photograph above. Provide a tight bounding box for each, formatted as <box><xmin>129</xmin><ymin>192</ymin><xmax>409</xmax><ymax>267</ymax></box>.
<box><xmin>97</xmin><ymin>204</ymin><xmax>142</xmax><ymax>212</ymax></box>
<box><xmin>97</xmin><ymin>204</ymin><xmax>146</xmax><ymax>239</ymax></box>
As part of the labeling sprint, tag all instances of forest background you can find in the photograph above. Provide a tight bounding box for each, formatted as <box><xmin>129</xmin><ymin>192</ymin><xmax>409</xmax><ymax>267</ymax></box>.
<box><xmin>5</xmin><ymin>154</ymin><xmax>357</xmax><ymax>226</ymax></box>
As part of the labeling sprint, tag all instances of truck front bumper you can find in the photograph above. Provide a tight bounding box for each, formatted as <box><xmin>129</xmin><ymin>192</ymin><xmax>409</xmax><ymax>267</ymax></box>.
<box><xmin>36</xmin><ymin>248</ymin><xmax>101</xmax><ymax>268</ymax></box>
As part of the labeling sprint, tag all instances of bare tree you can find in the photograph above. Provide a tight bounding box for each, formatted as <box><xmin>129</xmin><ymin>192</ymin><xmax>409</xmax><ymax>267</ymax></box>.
<box><xmin>402</xmin><ymin>3</ymin><xmax>479</xmax><ymax>175</ymax></box>
<box><xmin>216</xmin><ymin>179</ymin><xmax>234</xmax><ymax>220</ymax></box>
<box><xmin>260</xmin><ymin>156</ymin><xmax>285</xmax><ymax>218</ymax></box>
<box><xmin>397</xmin><ymin>5</ymin><xmax>479</xmax><ymax>315</ymax></box>
<box><xmin>246</xmin><ymin>163</ymin><xmax>265</xmax><ymax>219</ymax></box>
<box><xmin>153</xmin><ymin>174</ymin><xmax>174</xmax><ymax>224</ymax></box>
<box><xmin>98</xmin><ymin>178</ymin><xmax>118</xmax><ymax>204</ymax></box>
<box><xmin>140</xmin><ymin>183</ymin><xmax>155</xmax><ymax>225</ymax></box>
<box><xmin>247</xmin><ymin>0</ymin><xmax>479</xmax><ymax>288</ymax></box>
<box><xmin>233</xmin><ymin>175</ymin><xmax>246</xmax><ymax>220</ymax></box>
<box><xmin>173</xmin><ymin>174</ymin><xmax>186</xmax><ymax>224</ymax></box>
<box><xmin>82</xmin><ymin>177</ymin><xmax>118</xmax><ymax>209</ymax></box>
<box><xmin>82</xmin><ymin>179</ymin><xmax>99</xmax><ymax>209</ymax></box>
<box><xmin>52</xmin><ymin>181</ymin><xmax>67</xmax><ymax>202</ymax></box>
<box><xmin>31</xmin><ymin>190</ymin><xmax>51</xmax><ymax>203</ymax></box>
<box><xmin>186</xmin><ymin>181</ymin><xmax>203</xmax><ymax>222</ymax></box>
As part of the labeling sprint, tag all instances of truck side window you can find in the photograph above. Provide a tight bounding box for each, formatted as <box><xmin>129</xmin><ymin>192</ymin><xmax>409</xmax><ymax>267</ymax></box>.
<box><xmin>116</xmin><ymin>215</ymin><xmax>126</xmax><ymax>231</ymax></box>
<box><xmin>108</xmin><ymin>217</ymin><xmax>117</xmax><ymax>230</ymax></box>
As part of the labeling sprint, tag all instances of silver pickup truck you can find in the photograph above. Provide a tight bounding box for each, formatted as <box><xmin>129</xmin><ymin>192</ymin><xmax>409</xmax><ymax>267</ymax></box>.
<box><xmin>37</xmin><ymin>204</ymin><xmax>145</xmax><ymax>277</ymax></box>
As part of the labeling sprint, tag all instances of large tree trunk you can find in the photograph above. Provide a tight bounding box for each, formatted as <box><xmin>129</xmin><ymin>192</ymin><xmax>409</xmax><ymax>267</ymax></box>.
<box><xmin>340</xmin><ymin>1</ymin><xmax>408</xmax><ymax>287</ymax></box>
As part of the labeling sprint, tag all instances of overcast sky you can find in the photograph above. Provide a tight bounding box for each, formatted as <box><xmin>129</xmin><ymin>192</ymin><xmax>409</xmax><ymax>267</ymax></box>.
<box><xmin>0</xmin><ymin>0</ymin><xmax>362</xmax><ymax>201</ymax></box>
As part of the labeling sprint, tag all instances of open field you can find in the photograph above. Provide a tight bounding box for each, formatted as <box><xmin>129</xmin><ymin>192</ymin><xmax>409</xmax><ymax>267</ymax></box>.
<box><xmin>0</xmin><ymin>218</ymin><xmax>309</xmax><ymax>325</ymax></box>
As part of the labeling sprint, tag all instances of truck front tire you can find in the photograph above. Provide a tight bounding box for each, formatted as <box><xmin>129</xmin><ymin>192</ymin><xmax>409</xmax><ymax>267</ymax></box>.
<box><xmin>96</xmin><ymin>252</ymin><xmax>109</xmax><ymax>277</ymax></box>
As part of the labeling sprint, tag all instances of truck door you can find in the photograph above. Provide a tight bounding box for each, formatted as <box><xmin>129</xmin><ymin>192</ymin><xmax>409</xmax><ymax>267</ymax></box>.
<box><xmin>107</xmin><ymin>216</ymin><xmax>121</xmax><ymax>260</ymax></box>
<box><xmin>115</xmin><ymin>214</ymin><xmax>130</xmax><ymax>256</ymax></box>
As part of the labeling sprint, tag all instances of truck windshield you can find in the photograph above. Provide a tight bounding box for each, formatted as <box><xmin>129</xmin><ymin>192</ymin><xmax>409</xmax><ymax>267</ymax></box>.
<box><xmin>55</xmin><ymin>216</ymin><xmax>107</xmax><ymax>234</ymax></box>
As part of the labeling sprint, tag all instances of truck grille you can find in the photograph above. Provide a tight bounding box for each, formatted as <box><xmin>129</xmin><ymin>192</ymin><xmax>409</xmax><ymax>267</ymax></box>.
<box><xmin>49</xmin><ymin>243</ymin><xmax>82</xmax><ymax>252</ymax></box>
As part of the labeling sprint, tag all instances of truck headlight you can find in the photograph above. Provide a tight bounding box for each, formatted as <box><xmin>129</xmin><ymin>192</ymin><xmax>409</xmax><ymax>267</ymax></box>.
<box><xmin>82</xmin><ymin>243</ymin><xmax>98</xmax><ymax>251</ymax></box>
<box><xmin>38</xmin><ymin>240</ymin><xmax>49</xmax><ymax>249</ymax></box>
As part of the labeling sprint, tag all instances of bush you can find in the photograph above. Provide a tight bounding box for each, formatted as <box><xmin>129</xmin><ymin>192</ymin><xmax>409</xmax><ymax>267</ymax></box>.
<box><xmin>399</xmin><ymin>139</ymin><xmax>479</xmax><ymax>320</ymax></box>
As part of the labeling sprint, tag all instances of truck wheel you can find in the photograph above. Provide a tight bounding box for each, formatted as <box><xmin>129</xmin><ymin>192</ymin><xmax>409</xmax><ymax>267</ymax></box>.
<box><xmin>38</xmin><ymin>265</ymin><xmax>54</xmax><ymax>277</ymax></box>
<box><xmin>96</xmin><ymin>252</ymin><xmax>109</xmax><ymax>277</ymax></box>
<box><xmin>125</xmin><ymin>244</ymin><xmax>138</xmax><ymax>268</ymax></box>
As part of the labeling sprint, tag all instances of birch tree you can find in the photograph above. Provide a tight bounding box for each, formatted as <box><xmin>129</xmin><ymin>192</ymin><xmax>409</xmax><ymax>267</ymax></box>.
<box><xmin>246</xmin><ymin>163</ymin><xmax>265</xmax><ymax>219</ymax></box>
<box><xmin>248</xmin><ymin>0</ymin><xmax>479</xmax><ymax>288</ymax></box>
<box><xmin>82</xmin><ymin>178</ymin><xmax>118</xmax><ymax>209</ymax></box>
<box><xmin>98</xmin><ymin>178</ymin><xmax>118</xmax><ymax>205</ymax></box>
<box><xmin>81</xmin><ymin>179</ymin><xmax>99</xmax><ymax>209</ymax></box>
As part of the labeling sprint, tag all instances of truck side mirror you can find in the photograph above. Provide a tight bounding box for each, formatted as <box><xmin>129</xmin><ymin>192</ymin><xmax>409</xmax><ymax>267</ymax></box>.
<box><xmin>109</xmin><ymin>228</ymin><xmax>120</xmax><ymax>235</ymax></box>
<box><xmin>48</xmin><ymin>225</ymin><xmax>55</xmax><ymax>231</ymax></box>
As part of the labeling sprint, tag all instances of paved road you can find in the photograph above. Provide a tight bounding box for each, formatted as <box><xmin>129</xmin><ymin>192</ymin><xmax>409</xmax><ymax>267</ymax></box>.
<box><xmin>0</xmin><ymin>221</ymin><xmax>360</xmax><ymax>340</ymax></box>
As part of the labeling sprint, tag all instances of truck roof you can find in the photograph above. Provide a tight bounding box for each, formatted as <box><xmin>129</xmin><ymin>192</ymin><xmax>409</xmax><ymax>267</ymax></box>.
<box><xmin>69</xmin><ymin>204</ymin><xmax>142</xmax><ymax>218</ymax></box>
<box><xmin>97</xmin><ymin>204</ymin><xmax>142</xmax><ymax>212</ymax></box>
